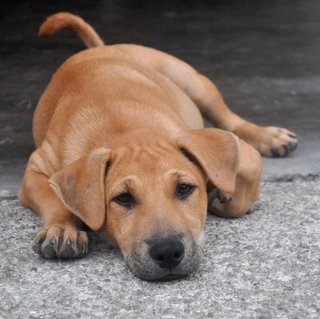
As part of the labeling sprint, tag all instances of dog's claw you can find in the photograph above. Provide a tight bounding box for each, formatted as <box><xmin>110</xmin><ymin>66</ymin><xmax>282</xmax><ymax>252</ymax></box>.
<box><xmin>41</xmin><ymin>237</ymin><xmax>59</xmax><ymax>258</ymax></box>
<box><xmin>207</xmin><ymin>188</ymin><xmax>232</xmax><ymax>205</ymax></box>
<box><xmin>282</xmin><ymin>145</ymin><xmax>290</xmax><ymax>157</ymax></box>
<box><xmin>288</xmin><ymin>140</ymin><xmax>298</xmax><ymax>152</ymax></box>
<box><xmin>80</xmin><ymin>242</ymin><xmax>88</xmax><ymax>257</ymax></box>
<box><xmin>36</xmin><ymin>236</ymin><xmax>43</xmax><ymax>244</ymax></box>
<box><xmin>32</xmin><ymin>235</ymin><xmax>45</xmax><ymax>255</ymax></box>
<box><xmin>59</xmin><ymin>239</ymin><xmax>75</xmax><ymax>259</ymax></box>
<box><xmin>271</xmin><ymin>148</ymin><xmax>280</xmax><ymax>158</ymax></box>
<box><xmin>218</xmin><ymin>191</ymin><xmax>232</xmax><ymax>204</ymax></box>
<box><xmin>234</xmin><ymin>124</ymin><xmax>298</xmax><ymax>158</ymax></box>
<box><xmin>32</xmin><ymin>225</ymin><xmax>89</xmax><ymax>260</ymax></box>
<box><xmin>264</xmin><ymin>127</ymin><xmax>298</xmax><ymax>157</ymax></box>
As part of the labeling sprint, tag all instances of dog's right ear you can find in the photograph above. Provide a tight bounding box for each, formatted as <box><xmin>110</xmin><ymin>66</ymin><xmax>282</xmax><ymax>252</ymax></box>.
<box><xmin>49</xmin><ymin>148</ymin><xmax>111</xmax><ymax>231</ymax></box>
<box><xmin>176</xmin><ymin>128</ymin><xmax>240</xmax><ymax>195</ymax></box>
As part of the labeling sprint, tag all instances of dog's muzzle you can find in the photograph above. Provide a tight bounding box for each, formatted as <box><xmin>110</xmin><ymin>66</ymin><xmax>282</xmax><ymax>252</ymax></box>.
<box><xmin>124</xmin><ymin>234</ymin><xmax>203</xmax><ymax>281</ymax></box>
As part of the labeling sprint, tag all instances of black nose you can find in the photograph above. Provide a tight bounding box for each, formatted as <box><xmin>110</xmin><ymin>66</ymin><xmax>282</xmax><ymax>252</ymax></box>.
<box><xmin>149</xmin><ymin>237</ymin><xmax>185</xmax><ymax>269</ymax></box>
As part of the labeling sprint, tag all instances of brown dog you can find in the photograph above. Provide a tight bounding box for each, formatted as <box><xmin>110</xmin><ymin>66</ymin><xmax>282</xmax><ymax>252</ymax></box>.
<box><xmin>19</xmin><ymin>13</ymin><xmax>297</xmax><ymax>281</ymax></box>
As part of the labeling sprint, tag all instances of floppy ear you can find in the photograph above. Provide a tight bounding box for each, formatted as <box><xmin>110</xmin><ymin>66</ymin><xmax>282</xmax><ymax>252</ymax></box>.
<box><xmin>176</xmin><ymin>128</ymin><xmax>240</xmax><ymax>194</ymax></box>
<box><xmin>49</xmin><ymin>148</ymin><xmax>111</xmax><ymax>230</ymax></box>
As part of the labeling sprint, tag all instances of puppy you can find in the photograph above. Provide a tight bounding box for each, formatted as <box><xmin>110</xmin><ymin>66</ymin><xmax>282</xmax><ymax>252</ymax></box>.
<box><xmin>19</xmin><ymin>13</ymin><xmax>297</xmax><ymax>281</ymax></box>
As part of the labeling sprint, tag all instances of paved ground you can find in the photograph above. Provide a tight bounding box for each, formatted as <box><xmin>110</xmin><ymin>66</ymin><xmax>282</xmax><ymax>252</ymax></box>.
<box><xmin>1</xmin><ymin>181</ymin><xmax>320</xmax><ymax>318</ymax></box>
<box><xmin>1</xmin><ymin>0</ymin><xmax>320</xmax><ymax>318</ymax></box>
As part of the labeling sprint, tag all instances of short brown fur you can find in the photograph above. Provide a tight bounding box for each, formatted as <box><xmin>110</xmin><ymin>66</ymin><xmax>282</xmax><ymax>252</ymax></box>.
<box><xmin>19</xmin><ymin>13</ymin><xmax>297</xmax><ymax>280</ymax></box>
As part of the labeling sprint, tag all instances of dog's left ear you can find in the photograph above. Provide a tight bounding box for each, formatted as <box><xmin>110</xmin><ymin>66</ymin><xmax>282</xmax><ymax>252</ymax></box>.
<box><xmin>176</xmin><ymin>128</ymin><xmax>239</xmax><ymax>194</ymax></box>
<box><xmin>49</xmin><ymin>148</ymin><xmax>111</xmax><ymax>231</ymax></box>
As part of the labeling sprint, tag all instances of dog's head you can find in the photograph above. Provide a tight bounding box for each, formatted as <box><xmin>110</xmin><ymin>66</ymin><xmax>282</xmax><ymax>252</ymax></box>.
<box><xmin>49</xmin><ymin>128</ymin><xmax>239</xmax><ymax>281</ymax></box>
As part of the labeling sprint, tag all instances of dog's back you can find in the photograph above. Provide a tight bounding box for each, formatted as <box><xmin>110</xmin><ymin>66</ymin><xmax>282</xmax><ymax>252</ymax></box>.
<box><xmin>34</xmin><ymin>14</ymin><xmax>203</xmax><ymax>149</ymax></box>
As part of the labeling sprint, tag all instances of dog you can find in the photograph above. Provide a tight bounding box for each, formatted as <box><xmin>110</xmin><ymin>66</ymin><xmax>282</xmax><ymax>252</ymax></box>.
<box><xmin>19</xmin><ymin>12</ymin><xmax>298</xmax><ymax>281</ymax></box>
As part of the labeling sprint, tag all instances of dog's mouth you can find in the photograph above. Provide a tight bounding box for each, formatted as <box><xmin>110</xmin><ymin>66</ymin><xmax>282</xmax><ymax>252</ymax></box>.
<box><xmin>124</xmin><ymin>241</ymin><xmax>202</xmax><ymax>281</ymax></box>
<box><xmin>152</xmin><ymin>273</ymin><xmax>188</xmax><ymax>282</ymax></box>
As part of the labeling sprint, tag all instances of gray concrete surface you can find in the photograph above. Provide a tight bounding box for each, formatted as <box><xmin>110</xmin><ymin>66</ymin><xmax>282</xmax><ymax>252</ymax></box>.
<box><xmin>1</xmin><ymin>180</ymin><xmax>320</xmax><ymax>318</ymax></box>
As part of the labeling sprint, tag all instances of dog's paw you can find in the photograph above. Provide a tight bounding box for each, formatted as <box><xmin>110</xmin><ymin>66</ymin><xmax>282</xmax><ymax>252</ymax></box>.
<box><xmin>207</xmin><ymin>188</ymin><xmax>232</xmax><ymax>205</ymax></box>
<box><xmin>32</xmin><ymin>225</ymin><xmax>89</xmax><ymax>259</ymax></box>
<box><xmin>234</xmin><ymin>123</ymin><xmax>298</xmax><ymax>157</ymax></box>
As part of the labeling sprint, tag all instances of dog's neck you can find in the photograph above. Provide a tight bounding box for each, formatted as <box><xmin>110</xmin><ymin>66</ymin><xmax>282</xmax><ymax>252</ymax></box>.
<box><xmin>108</xmin><ymin>128</ymin><xmax>179</xmax><ymax>149</ymax></box>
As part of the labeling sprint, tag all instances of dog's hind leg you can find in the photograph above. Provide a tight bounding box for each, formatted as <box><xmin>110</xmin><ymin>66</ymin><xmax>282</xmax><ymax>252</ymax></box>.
<box><xmin>19</xmin><ymin>151</ymin><xmax>89</xmax><ymax>260</ymax></box>
<box><xmin>178</xmin><ymin>71</ymin><xmax>298</xmax><ymax>158</ymax></box>
<box><xmin>159</xmin><ymin>59</ymin><xmax>298</xmax><ymax>157</ymax></box>
<box><xmin>129</xmin><ymin>46</ymin><xmax>298</xmax><ymax>157</ymax></box>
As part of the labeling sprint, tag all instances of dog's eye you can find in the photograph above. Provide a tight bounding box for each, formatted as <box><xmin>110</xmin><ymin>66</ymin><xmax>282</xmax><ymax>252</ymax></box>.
<box><xmin>112</xmin><ymin>192</ymin><xmax>136</xmax><ymax>209</ymax></box>
<box><xmin>176</xmin><ymin>183</ymin><xmax>196</xmax><ymax>200</ymax></box>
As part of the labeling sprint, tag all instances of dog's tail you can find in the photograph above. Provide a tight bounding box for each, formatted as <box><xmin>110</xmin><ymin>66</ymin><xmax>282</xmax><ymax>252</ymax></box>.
<box><xmin>38</xmin><ymin>12</ymin><xmax>104</xmax><ymax>48</ymax></box>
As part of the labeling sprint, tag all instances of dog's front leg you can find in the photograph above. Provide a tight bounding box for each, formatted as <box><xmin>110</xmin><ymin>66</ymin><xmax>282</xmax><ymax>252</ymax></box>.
<box><xmin>208</xmin><ymin>140</ymin><xmax>262</xmax><ymax>217</ymax></box>
<box><xmin>19</xmin><ymin>153</ymin><xmax>88</xmax><ymax>259</ymax></box>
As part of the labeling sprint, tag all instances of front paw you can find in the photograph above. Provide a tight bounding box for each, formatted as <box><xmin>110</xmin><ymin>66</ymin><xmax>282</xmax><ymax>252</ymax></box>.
<box><xmin>234</xmin><ymin>123</ymin><xmax>298</xmax><ymax>157</ymax></box>
<box><xmin>208</xmin><ymin>188</ymin><xmax>232</xmax><ymax>205</ymax></box>
<box><xmin>32</xmin><ymin>225</ymin><xmax>89</xmax><ymax>259</ymax></box>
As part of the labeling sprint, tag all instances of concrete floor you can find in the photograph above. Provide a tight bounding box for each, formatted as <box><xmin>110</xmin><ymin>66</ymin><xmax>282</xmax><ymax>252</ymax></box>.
<box><xmin>1</xmin><ymin>181</ymin><xmax>320</xmax><ymax>318</ymax></box>
<box><xmin>0</xmin><ymin>0</ymin><xmax>320</xmax><ymax>318</ymax></box>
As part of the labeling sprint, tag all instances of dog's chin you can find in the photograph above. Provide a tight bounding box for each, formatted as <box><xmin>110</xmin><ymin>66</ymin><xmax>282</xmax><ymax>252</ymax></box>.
<box><xmin>123</xmin><ymin>244</ymin><xmax>203</xmax><ymax>282</ymax></box>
